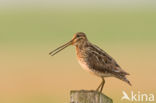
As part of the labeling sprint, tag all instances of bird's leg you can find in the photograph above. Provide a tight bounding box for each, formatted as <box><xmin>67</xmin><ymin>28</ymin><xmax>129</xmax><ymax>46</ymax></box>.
<box><xmin>96</xmin><ymin>80</ymin><xmax>103</xmax><ymax>92</ymax></box>
<box><xmin>99</xmin><ymin>78</ymin><xmax>105</xmax><ymax>93</ymax></box>
<box><xmin>96</xmin><ymin>78</ymin><xmax>105</xmax><ymax>92</ymax></box>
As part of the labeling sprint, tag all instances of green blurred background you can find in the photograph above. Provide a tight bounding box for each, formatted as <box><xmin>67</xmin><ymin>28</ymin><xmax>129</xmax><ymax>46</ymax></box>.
<box><xmin>0</xmin><ymin>0</ymin><xmax>156</xmax><ymax>103</ymax></box>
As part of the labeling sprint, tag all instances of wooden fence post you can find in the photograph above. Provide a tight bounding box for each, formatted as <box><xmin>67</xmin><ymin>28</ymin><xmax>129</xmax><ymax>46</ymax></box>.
<box><xmin>70</xmin><ymin>90</ymin><xmax>113</xmax><ymax>103</ymax></box>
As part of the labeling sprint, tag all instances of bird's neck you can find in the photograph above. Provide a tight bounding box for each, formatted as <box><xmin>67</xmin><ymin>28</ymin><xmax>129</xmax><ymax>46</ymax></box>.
<box><xmin>75</xmin><ymin>40</ymin><xmax>90</xmax><ymax>58</ymax></box>
<box><xmin>76</xmin><ymin>40</ymin><xmax>89</xmax><ymax>50</ymax></box>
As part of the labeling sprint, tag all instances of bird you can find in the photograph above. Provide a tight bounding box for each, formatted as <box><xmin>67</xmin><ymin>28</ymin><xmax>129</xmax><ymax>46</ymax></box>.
<box><xmin>49</xmin><ymin>32</ymin><xmax>131</xmax><ymax>92</ymax></box>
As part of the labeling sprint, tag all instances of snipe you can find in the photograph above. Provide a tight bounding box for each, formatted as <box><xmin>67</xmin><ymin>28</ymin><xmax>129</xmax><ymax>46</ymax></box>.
<box><xmin>49</xmin><ymin>32</ymin><xmax>131</xmax><ymax>92</ymax></box>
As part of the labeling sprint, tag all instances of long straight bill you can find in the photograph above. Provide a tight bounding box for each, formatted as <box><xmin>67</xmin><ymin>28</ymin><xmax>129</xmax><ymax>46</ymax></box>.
<box><xmin>49</xmin><ymin>40</ymin><xmax>73</xmax><ymax>56</ymax></box>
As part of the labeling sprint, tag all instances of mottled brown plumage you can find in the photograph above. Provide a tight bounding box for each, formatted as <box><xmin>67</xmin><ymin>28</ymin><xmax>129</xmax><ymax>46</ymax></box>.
<box><xmin>49</xmin><ymin>32</ymin><xmax>131</xmax><ymax>92</ymax></box>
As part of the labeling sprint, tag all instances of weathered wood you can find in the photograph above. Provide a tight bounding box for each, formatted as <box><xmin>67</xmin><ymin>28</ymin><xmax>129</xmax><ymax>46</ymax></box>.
<box><xmin>70</xmin><ymin>90</ymin><xmax>113</xmax><ymax>103</ymax></box>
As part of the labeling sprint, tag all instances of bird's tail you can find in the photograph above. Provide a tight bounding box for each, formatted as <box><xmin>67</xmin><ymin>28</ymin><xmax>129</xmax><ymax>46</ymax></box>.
<box><xmin>122</xmin><ymin>76</ymin><xmax>132</xmax><ymax>86</ymax></box>
<box><xmin>115</xmin><ymin>75</ymin><xmax>132</xmax><ymax>86</ymax></box>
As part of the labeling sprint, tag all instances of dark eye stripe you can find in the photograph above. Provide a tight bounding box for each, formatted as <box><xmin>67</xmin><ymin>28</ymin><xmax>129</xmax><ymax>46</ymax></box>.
<box><xmin>77</xmin><ymin>35</ymin><xmax>80</xmax><ymax>37</ymax></box>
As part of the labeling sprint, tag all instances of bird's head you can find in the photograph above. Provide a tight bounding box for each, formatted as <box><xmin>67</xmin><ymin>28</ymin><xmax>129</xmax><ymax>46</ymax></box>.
<box><xmin>49</xmin><ymin>32</ymin><xmax>87</xmax><ymax>56</ymax></box>
<box><xmin>72</xmin><ymin>32</ymin><xmax>87</xmax><ymax>46</ymax></box>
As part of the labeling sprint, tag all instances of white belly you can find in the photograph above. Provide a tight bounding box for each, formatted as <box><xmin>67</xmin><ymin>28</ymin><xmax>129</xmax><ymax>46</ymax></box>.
<box><xmin>77</xmin><ymin>58</ymin><xmax>112</xmax><ymax>77</ymax></box>
<box><xmin>78</xmin><ymin>58</ymin><xmax>94</xmax><ymax>74</ymax></box>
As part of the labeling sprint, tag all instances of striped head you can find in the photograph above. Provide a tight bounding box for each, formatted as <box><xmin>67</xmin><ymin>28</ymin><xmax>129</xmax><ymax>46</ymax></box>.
<box><xmin>72</xmin><ymin>32</ymin><xmax>88</xmax><ymax>46</ymax></box>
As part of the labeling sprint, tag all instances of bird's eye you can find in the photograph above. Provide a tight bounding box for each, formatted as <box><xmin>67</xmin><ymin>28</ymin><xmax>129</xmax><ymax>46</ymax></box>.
<box><xmin>77</xmin><ymin>35</ymin><xmax>80</xmax><ymax>37</ymax></box>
